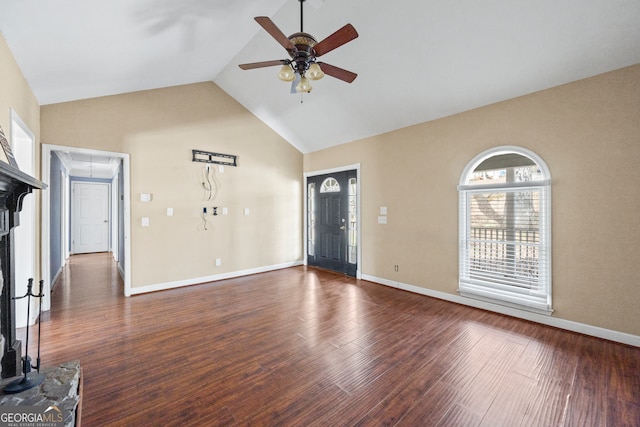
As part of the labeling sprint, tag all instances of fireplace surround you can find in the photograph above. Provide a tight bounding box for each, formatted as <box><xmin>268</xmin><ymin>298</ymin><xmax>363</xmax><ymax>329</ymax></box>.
<box><xmin>0</xmin><ymin>157</ymin><xmax>45</xmax><ymax>378</ymax></box>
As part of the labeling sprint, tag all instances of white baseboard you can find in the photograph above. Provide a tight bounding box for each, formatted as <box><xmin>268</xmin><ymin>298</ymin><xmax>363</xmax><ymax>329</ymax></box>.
<box><xmin>361</xmin><ymin>274</ymin><xmax>640</xmax><ymax>348</ymax></box>
<box><xmin>117</xmin><ymin>262</ymin><xmax>125</xmax><ymax>281</ymax></box>
<box><xmin>129</xmin><ymin>261</ymin><xmax>304</xmax><ymax>295</ymax></box>
<box><xmin>50</xmin><ymin>266</ymin><xmax>63</xmax><ymax>291</ymax></box>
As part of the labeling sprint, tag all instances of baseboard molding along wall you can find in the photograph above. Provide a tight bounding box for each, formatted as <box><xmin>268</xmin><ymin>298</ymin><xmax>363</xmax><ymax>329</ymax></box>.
<box><xmin>50</xmin><ymin>267</ymin><xmax>63</xmax><ymax>292</ymax></box>
<box><xmin>361</xmin><ymin>274</ymin><xmax>640</xmax><ymax>348</ymax></box>
<box><xmin>127</xmin><ymin>264</ymin><xmax>638</xmax><ymax>347</ymax></box>
<box><xmin>129</xmin><ymin>261</ymin><xmax>304</xmax><ymax>296</ymax></box>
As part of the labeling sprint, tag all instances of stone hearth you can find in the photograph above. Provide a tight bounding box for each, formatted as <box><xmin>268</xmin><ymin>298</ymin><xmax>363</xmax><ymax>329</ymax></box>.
<box><xmin>0</xmin><ymin>360</ymin><xmax>82</xmax><ymax>427</ymax></box>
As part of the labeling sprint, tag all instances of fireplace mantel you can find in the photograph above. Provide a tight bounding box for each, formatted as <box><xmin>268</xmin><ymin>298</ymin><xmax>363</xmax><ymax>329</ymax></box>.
<box><xmin>0</xmin><ymin>160</ymin><xmax>46</xmax><ymax>378</ymax></box>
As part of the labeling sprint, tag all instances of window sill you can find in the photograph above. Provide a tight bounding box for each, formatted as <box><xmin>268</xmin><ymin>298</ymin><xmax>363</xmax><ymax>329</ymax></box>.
<box><xmin>458</xmin><ymin>290</ymin><xmax>554</xmax><ymax>316</ymax></box>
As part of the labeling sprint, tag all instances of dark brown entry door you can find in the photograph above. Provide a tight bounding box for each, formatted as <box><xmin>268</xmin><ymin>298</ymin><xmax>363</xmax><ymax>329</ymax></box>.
<box><xmin>307</xmin><ymin>170</ymin><xmax>357</xmax><ymax>277</ymax></box>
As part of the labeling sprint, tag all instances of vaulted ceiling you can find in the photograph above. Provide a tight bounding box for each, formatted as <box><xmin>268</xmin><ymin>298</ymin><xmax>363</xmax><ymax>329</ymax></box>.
<box><xmin>1</xmin><ymin>0</ymin><xmax>639</xmax><ymax>154</ymax></box>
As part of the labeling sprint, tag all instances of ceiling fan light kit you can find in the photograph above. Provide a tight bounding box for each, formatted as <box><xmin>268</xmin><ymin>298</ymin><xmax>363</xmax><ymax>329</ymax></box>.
<box><xmin>239</xmin><ymin>0</ymin><xmax>358</xmax><ymax>94</ymax></box>
<box><xmin>278</xmin><ymin>65</ymin><xmax>296</xmax><ymax>82</ymax></box>
<box><xmin>296</xmin><ymin>76</ymin><xmax>313</xmax><ymax>93</ymax></box>
<box><xmin>307</xmin><ymin>62</ymin><xmax>324</xmax><ymax>80</ymax></box>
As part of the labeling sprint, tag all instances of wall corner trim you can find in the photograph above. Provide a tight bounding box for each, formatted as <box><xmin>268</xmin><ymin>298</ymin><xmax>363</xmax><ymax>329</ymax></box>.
<box><xmin>360</xmin><ymin>274</ymin><xmax>640</xmax><ymax>348</ymax></box>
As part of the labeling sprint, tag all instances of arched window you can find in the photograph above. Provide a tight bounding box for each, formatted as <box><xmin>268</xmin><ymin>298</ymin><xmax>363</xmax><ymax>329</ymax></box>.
<box><xmin>458</xmin><ymin>146</ymin><xmax>552</xmax><ymax>313</ymax></box>
<box><xmin>320</xmin><ymin>177</ymin><xmax>340</xmax><ymax>193</ymax></box>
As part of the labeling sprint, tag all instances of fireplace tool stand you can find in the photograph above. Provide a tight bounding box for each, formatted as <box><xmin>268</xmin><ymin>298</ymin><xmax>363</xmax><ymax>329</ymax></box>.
<box><xmin>4</xmin><ymin>279</ymin><xmax>45</xmax><ymax>394</ymax></box>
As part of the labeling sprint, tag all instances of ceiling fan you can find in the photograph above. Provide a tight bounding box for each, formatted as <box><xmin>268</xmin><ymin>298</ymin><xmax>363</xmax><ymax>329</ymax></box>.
<box><xmin>238</xmin><ymin>0</ymin><xmax>358</xmax><ymax>93</ymax></box>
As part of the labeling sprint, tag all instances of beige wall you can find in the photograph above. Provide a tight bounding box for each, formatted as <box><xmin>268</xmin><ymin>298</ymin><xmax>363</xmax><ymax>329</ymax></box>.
<box><xmin>41</xmin><ymin>83</ymin><xmax>303</xmax><ymax>288</ymax></box>
<box><xmin>0</xmin><ymin>32</ymin><xmax>42</xmax><ymax>279</ymax></box>
<box><xmin>4</xmin><ymin>28</ymin><xmax>639</xmax><ymax>336</ymax></box>
<box><xmin>0</xmin><ymin>33</ymin><xmax>40</xmax><ymax>136</ymax></box>
<box><xmin>304</xmin><ymin>65</ymin><xmax>640</xmax><ymax>336</ymax></box>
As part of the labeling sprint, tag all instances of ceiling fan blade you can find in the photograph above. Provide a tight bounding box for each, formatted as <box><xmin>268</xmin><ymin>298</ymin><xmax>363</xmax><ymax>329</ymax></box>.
<box><xmin>318</xmin><ymin>62</ymin><xmax>357</xmax><ymax>83</ymax></box>
<box><xmin>255</xmin><ymin>16</ymin><xmax>295</xmax><ymax>51</ymax></box>
<box><xmin>313</xmin><ymin>24</ymin><xmax>358</xmax><ymax>57</ymax></box>
<box><xmin>239</xmin><ymin>60</ymin><xmax>287</xmax><ymax>70</ymax></box>
<box><xmin>291</xmin><ymin>75</ymin><xmax>301</xmax><ymax>94</ymax></box>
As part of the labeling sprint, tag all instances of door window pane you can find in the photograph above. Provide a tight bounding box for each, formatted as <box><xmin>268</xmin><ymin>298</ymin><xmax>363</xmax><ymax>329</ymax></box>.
<box><xmin>320</xmin><ymin>177</ymin><xmax>340</xmax><ymax>193</ymax></box>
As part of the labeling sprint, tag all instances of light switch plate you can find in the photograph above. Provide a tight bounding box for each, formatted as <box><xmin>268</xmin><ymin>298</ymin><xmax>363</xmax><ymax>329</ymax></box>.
<box><xmin>141</xmin><ymin>217</ymin><xmax>150</xmax><ymax>227</ymax></box>
<box><xmin>380</xmin><ymin>207</ymin><xmax>387</xmax><ymax>215</ymax></box>
<box><xmin>378</xmin><ymin>216</ymin><xmax>387</xmax><ymax>224</ymax></box>
<box><xmin>166</xmin><ymin>208</ymin><xmax>173</xmax><ymax>216</ymax></box>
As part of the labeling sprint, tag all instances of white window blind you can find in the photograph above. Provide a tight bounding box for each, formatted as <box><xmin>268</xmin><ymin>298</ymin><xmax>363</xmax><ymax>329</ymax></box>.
<box><xmin>458</xmin><ymin>147</ymin><xmax>552</xmax><ymax>314</ymax></box>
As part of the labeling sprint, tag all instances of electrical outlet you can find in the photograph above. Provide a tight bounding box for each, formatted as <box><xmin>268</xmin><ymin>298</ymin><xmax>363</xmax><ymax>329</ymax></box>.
<box><xmin>394</xmin><ymin>264</ymin><xmax>399</xmax><ymax>272</ymax></box>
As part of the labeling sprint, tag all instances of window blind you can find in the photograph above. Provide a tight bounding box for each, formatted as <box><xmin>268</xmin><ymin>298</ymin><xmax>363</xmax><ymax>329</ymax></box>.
<box><xmin>459</xmin><ymin>184</ymin><xmax>551</xmax><ymax>312</ymax></box>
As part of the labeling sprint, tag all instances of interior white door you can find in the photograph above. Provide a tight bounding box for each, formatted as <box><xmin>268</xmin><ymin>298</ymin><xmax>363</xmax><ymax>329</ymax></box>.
<box><xmin>72</xmin><ymin>182</ymin><xmax>110</xmax><ymax>254</ymax></box>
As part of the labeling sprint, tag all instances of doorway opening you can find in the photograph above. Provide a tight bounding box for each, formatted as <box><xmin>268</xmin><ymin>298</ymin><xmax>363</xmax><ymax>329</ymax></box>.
<box><xmin>305</xmin><ymin>165</ymin><xmax>360</xmax><ymax>278</ymax></box>
<box><xmin>10</xmin><ymin>111</ymin><xmax>36</xmax><ymax>327</ymax></box>
<box><xmin>41</xmin><ymin>144</ymin><xmax>132</xmax><ymax>311</ymax></box>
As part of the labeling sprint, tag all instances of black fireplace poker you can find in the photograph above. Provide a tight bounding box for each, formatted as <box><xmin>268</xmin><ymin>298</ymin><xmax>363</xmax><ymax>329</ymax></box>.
<box><xmin>4</xmin><ymin>279</ymin><xmax>45</xmax><ymax>394</ymax></box>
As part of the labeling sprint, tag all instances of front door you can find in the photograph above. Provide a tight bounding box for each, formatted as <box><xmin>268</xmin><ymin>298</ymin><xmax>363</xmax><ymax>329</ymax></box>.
<box><xmin>72</xmin><ymin>182</ymin><xmax>110</xmax><ymax>254</ymax></box>
<box><xmin>307</xmin><ymin>170</ymin><xmax>357</xmax><ymax>276</ymax></box>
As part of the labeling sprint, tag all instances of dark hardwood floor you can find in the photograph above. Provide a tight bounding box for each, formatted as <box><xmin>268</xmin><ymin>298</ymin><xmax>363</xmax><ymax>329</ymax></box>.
<box><xmin>26</xmin><ymin>253</ymin><xmax>640</xmax><ymax>426</ymax></box>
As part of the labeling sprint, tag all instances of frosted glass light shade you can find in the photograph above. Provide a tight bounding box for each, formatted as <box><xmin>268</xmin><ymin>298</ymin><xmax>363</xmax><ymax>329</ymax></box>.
<box><xmin>278</xmin><ymin>65</ymin><xmax>296</xmax><ymax>82</ymax></box>
<box><xmin>296</xmin><ymin>77</ymin><xmax>312</xmax><ymax>93</ymax></box>
<box><xmin>307</xmin><ymin>63</ymin><xmax>325</xmax><ymax>80</ymax></box>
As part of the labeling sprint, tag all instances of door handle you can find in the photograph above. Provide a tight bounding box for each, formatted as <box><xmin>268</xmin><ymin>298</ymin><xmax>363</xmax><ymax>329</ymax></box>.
<box><xmin>104</xmin><ymin>220</ymin><xmax>108</xmax><ymax>223</ymax></box>
<box><xmin>340</xmin><ymin>226</ymin><xmax>346</xmax><ymax>230</ymax></box>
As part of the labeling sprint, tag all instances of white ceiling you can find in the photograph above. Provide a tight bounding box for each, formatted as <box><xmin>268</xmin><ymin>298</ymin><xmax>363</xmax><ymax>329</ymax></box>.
<box><xmin>55</xmin><ymin>151</ymin><xmax>121</xmax><ymax>179</ymax></box>
<box><xmin>1</xmin><ymin>0</ymin><xmax>639</xmax><ymax>154</ymax></box>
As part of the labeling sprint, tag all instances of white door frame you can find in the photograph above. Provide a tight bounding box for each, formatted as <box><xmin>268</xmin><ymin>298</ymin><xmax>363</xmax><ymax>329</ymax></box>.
<box><xmin>10</xmin><ymin>110</ymin><xmax>36</xmax><ymax>326</ymax></box>
<box><xmin>303</xmin><ymin>163</ymin><xmax>361</xmax><ymax>279</ymax></box>
<box><xmin>71</xmin><ymin>181</ymin><xmax>111</xmax><ymax>254</ymax></box>
<box><xmin>41</xmin><ymin>144</ymin><xmax>132</xmax><ymax>310</ymax></box>
<box><xmin>111</xmin><ymin>174</ymin><xmax>119</xmax><ymax>262</ymax></box>
<box><xmin>61</xmin><ymin>169</ymin><xmax>70</xmax><ymax>263</ymax></box>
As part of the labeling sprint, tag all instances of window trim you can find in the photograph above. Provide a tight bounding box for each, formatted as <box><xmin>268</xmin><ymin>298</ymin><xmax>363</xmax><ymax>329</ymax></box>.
<box><xmin>458</xmin><ymin>146</ymin><xmax>553</xmax><ymax>315</ymax></box>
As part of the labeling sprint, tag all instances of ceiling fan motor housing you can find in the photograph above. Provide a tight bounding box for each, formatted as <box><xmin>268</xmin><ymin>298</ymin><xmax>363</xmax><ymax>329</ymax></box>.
<box><xmin>288</xmin><ymin>32</ymin><xmax>318</xmax><ymax>74</ymax></box>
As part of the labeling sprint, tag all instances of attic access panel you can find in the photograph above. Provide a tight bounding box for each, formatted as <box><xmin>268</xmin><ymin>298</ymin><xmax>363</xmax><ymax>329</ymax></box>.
<box><xmin>192</xmin><ymin>149</ymin><xmax>238</xmax><ymax>167</ymax></box>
